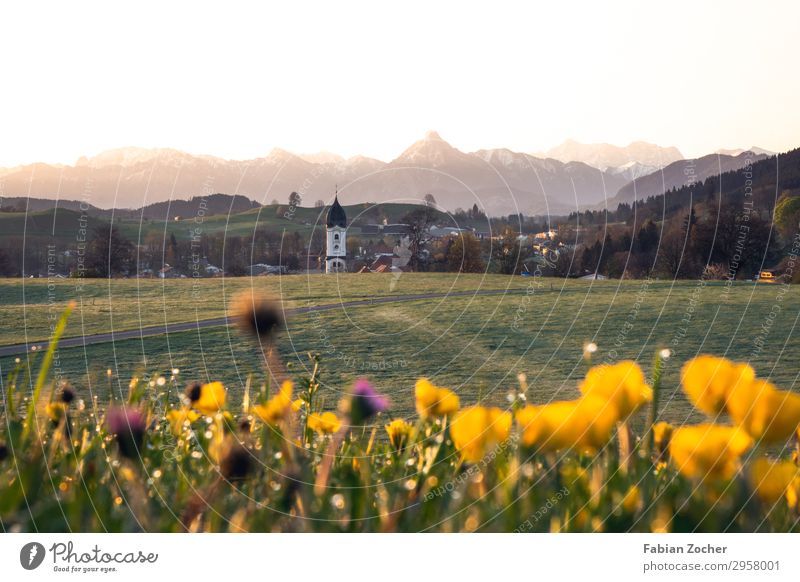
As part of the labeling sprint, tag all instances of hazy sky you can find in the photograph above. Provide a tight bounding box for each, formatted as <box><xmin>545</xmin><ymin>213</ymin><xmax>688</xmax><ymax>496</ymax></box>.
<box><xmin>1</xmin><ymin>0</ymin><xmax>798</xmax><ymax>167</ymax></box>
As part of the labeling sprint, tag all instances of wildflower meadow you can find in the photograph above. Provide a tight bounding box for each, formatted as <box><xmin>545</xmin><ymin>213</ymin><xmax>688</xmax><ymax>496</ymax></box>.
<box><xmin>1</xmin><ymin>295</ymin><xmax>799</xmax><ymax>533</ymax></box>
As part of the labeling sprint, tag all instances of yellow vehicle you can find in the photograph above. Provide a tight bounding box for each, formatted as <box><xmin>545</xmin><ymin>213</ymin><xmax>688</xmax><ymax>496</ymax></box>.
<box><xmin>758</xmin><ymin>270</ymin><xmax>776</xmax><ymax>282</ymax></box>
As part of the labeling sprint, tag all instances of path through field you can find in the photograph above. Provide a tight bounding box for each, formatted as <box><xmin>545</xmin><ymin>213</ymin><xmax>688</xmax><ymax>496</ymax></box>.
<box><xmin>0</xmin><ymin>288</ymin><xmax>522</xmax><ymax>357</ymax></box>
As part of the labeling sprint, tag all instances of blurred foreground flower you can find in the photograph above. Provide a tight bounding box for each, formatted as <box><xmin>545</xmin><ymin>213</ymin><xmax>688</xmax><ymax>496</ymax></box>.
<box><xmin>415</xmin><ymin>378</ymin><xmax>460</xmax><ymax>418</ymax></box>
<box><xmin>681</xmin><ymin>356</ymin><xmax>755</xmax><ymax>416</ymax></box>
<box><xmin>59</xmin><ymin>385</ymin><xmax>76</xmax><ymax>404</ymax></box>
<box><xmin>579</xmin><ymin>360</ymin><xmax>652</xmax><ymax>418</ymax></box>
<box><xmin>252</xmin><ymin>381</ymin><xmax>293</xmax><ymax>426</ymax></box>
<box><xmin>219</xmin><ymin>437</ymin><xmax>254</xmax><ymax>481</ymax></box>
<box><xmin>622</xmin><ymin>484</ymin><xmax>641</xmax><ymax>513</ymax></box>
<box><xmin>231</xmin><ymin>291</ymin><xmax>285</xmax><ymax>343</ymax></box>
<box><xmin>385</xmin><ymin>419</ymin><xmax>413</xmax><ymax>451</ymax></box>
<box><xmin>749</xmin><ymin>458</ymin><xmax>799</xmax><ymax>507</ymax></box>
<box><xmin>450</xmin><ymin>406</ymin><xmax>511</xmax><ymax>463</ymax></box>
<box><xmin>106</xmin><ymin>406</ymin><xmax>147</xmax><ymax>460</ymax></box>
<box><xmin>726</xmin><ymin>380</ymin><xmax>800</xmax><ymax>444</ymax></box>
<box><xmin>516</xmin><ymin>396</ymin><xmax>617</xmax><ymax>453</ymax></box>
<box><xmin>653</xmin><ymin>421</ymin><xmax>673</xmax><ymax>459</ymax></box>
<box><xmin>669</xmin><ymin>424</ymin><xmax>753</xmax><ymax>481</ymax></box>
<box><xmin>45</xmin><ymin>402</ymin><xmax>68</xmax><ymax>424</ymax></box>
<box><xmin>345</xmin><ymin>379</ymin><xmax>389</xmax><ymax>425</ymax></box>
<box><xmin>166</xmin><ymin>408</ymin><xmax>200</xmax><ymax>435</ymax></box>
<box><xmin>185</xmin><ymin>381</ymin><xmax>227</xmax><ymax>415</ymax></box>
<box><xmin>308</xmin><ymin>412</ymin><xmax>342</xmax><ymax>435</ymax></box>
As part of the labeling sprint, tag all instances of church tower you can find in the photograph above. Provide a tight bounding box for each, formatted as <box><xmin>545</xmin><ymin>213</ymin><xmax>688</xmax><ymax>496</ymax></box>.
<box><xmin>325</xmin><ymin>193</ymin><xmax>347</xmax><ymax>273</ymax></box>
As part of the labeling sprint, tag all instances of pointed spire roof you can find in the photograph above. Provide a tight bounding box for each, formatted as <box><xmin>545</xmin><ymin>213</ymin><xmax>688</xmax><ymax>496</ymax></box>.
<box><xmin>326</xmin><ymin>193</ymin><xmax>347</xmax><ymax>228</ymax></box>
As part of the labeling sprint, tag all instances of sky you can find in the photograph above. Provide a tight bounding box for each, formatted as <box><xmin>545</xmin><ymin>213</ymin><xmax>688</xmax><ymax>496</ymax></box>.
<box><xmin>1</xmin><ymin>0</ymin><xmax>798</xmax><ymax>167</ymax></box>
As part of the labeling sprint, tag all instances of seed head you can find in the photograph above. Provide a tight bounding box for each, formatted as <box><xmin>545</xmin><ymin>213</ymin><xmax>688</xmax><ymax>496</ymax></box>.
<box><xmin>231</xmin><ymin>291</ymin><xmax>285</xmax><ymax>342</ymax></box>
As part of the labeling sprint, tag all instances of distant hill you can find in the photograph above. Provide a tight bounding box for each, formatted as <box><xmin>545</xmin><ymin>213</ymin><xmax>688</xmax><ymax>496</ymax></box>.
<box><xmin>0</xmin><ymin>196</ymin><xmax>108</xmax><ymax>216</ymax></box>
<box><xmin>603</xmin><ymin>148</ymin><xmax>800</xmax><ymax>223</ymax></box>
<box><xmin>132</xmin><ymin>194</ymin><xmax>262</xmax><ymax>220</ymax></box>
<box><xmin>0</xmin><ymin>199</ymin><xmax>470</xmax><ymax>249</ymax></box>
<box><xmin>0</xmin><ymin>208</ymin><xmax>108</xmax><ymax>240</ymax></box>
<box><xmin>0</xmin><ymin>194</ymin><xmax>260</xmax><ymax>220</ymax></box>
<box><xmin>599</xmin><ymin>151</ymin><xmax>769</xmax><ymax>209</ymax></box>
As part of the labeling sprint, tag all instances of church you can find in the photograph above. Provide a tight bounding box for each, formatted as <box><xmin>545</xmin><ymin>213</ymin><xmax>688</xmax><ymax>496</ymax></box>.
<box><xmin>325</xmin><ymin>194</ymin><xmax>347</xmax><ymax>273</ymax></box>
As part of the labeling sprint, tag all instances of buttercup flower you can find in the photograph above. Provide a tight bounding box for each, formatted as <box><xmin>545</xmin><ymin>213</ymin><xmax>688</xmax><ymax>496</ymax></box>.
<box><xmin>749</xmin><ymin>458</ymin><xmax>799</xmax><ymax>506</ymax></box>
<box><xmin>579</xmin><ymin>360</ymin><xmax>652</xmax><ymax>418</ymax></box>
<box><xmin>681</xmin><ymin>355</ymin><xmax>755</xmax><ymax>416</ymax></box>
<box><xmin>668</xmin><ymin>424</ymin><xmax>753</xmax><ymax>480</ymax></box>
<box><xmin>450</xmin><ymin>406</ymin><xmax>512</xmax><ymax>463</ymax></box>
<box><xmin>106</xmin><ymin>406</ymin><xmax>147</xmax><ymax>460</ymax></box>
<box><xmin>415</xmin><ymin>378</ymin><xmax>460</xmax><ymax>418</ymax></box>
<box><xmin>653</xmin><ymin>421</ymin><xmax>673</xmax><ymax>457</ymax></box>
<box><xmin>622</xmin><ymin>485</ymin><xmax>641</xmax><ymax>513</ymax></box>
<box><xmin>726</xmin><ymin>379</ymin><xmax>800</xmax><ymax>444</ymax></box>
<box><xmin>385</xmin><ymin>418</ymin><xmax>414</xmax><ymax>451</ymax></box>
<box><xmin>346</xmin><ymin>379</ymin><xmax>389</xmax><ymax>425</ymax></box>
<box><xmin>45</xmin><ymin>402</ymin><xmax>68</xmax><ymax>424</ymax></box>
<box><xmin>252</xmin><ymin>381</ymin><xmax>293</xmax><ymax>425</ymax></box>
<box><xmin>185</xmin><ymin>381</ymin><xmax>227</xmax><ymax>415</ymax></box>
<box><xmin>307</xmin><ymin>411</ymin><xmax>342</xmax><ymax>435</ymax></box>
<box><xmin>166</xmin><ymin>408</ymin><xmax>200</xmax><ymax>435</ymax></box>
<box><xmin>516</xmin><ymin>395</ymin><xmax>617</xmax><ymax>453</ymax></box>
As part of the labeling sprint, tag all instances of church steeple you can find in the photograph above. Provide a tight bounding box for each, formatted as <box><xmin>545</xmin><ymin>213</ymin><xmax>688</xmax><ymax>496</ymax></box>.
<box><xmin>325</xmin><ymin>191</ymin><xmax>347</xmax><ymax>273</ymax></box>
<box><xmin>326</xmin><ymin>192</ymin><xmax>347</xmax><ymax>228</ymax></box>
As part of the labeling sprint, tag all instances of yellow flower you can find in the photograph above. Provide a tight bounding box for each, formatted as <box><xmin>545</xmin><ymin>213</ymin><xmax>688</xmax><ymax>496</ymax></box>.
<box><xmin>450</xmin><ymin>406</ymin><xmax>511</xmax><ymax>463</ymax></box>
<box><xmin>622</xmin><ymin>485</ymin><xmax>640</xmax><ymax>513</ymax></box>
<box><xmin>653</xmin><ymin>421</ymin><xmax>673</xmax><ymax>446</ymax></box>
<box><xmin>669</xmin><ymin>424</ymin><xmax>753</xmax><ymax>480</ymax></box>
<box><xmin>516</xmin><ymin>395</ymin><xmax>618</xmax><ymax>453</ymax></box>
<box><xmin>415</xmin><ymin>378</ymin><xmax>460</xmax><ymax>418</ymax></box>
<box><xmin>681</xmin><ymin>355</ymin><xmax>755</xmax><ymax>416</ymax></box>
<box><xmin>579</xmin><ymin>361</ymin><xmax>652</xmax><ymax>418</ymax></box>
<box><xmin>252</xmin><ymin>381</ymin><xmax>293</xmax><ymax>425</ymax></box>
<box><xmin>727</xmin><ymin>379</ymin><xmax>800</xmax><ymax>444</ymax></box>
<box><xmin>291</xmin><ymin>398</ymin><xmax>305</xmax><ymax>413</ymax></box>
<box><xmin>45</xmin><ymin>402</ymin><xmax>67</xmax><ymax>423</ymax></box>
<box><xmin>307</xmin><ymin>411</ymin><xmax>342</xmax><ymax>434</ymax></box>
<box><xmin>653</xmin><ymin>421</ymin><xmax>673</xmax><ymax>456</ymax></box>
<box><xmin>385</xmin><ymin>418</ymin><xmax>414</xmax><ymax>451</ymax></box>
<box><xmin>749</xmin><ymin>458</ymin><xmax>799</xmax><ymax>505</ymax></box>
<box><xmin>166</xmin><ymin>408</ymin><xmax>199</xmax><ymax>435</ymax></box>
<box><xmin>193</xmin><ymin>381</ymin><xmax>227</xmax><ymax>415</ymax></box>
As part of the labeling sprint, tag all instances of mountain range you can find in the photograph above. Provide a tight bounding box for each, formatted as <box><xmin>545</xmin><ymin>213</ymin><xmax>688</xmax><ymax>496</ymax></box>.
<box><xmin>0</xmin><ymin>132</ymin><xmax>772</xmax><ymax>216</ymax></box>
<box><xmin>599</xmin><ymin>151</ymin><xmax>770</xmax><ymax>210</ymax></box>
<box><xmin>540</xmin><ymin>138</ymin><xmax>684</xmax><ymax>171</ymax></box>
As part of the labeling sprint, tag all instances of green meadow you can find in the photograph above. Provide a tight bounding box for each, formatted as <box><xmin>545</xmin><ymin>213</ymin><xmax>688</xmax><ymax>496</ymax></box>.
<box><xmin>1</xmin><ymin>274</ymin><xmax>797</xmax><ymax>425</ymax></box>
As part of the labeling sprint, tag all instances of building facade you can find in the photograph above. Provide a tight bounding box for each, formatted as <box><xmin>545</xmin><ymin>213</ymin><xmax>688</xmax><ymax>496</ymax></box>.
<box><xmin>325</xmin><ymin>195</ymin><xmax>347</xmax><ymax>273</ymax></box>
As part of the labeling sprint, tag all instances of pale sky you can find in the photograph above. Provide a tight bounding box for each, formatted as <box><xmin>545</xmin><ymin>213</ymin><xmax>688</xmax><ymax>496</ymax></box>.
<box><xmin>1</xmin><ymin>0</ymin><xmax>798</xmax><ymax>167</ymax></box>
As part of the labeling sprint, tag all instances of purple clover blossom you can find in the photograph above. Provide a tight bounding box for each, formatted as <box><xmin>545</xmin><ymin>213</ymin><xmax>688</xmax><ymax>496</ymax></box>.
<box><xmin>349</xmin><ymin>379</ymin><xmax>389</xmax><ymax>425</ymax></box>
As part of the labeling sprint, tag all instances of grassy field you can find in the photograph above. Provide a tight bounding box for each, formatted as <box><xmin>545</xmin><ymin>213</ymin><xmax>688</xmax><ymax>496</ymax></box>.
<box><xmin>1</xmin><ymin>274</ymin><xmax>797</xmax><ymax>426</ymax></box>
<box><xmin>0</xmin><ymin>273</ymin><xmax>527</xmax><ymax>344</ymax></box>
